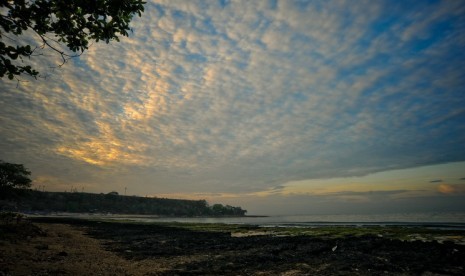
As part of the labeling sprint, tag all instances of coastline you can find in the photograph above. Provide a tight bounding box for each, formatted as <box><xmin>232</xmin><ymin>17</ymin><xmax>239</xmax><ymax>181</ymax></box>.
<box><xmin>1</xmin><ymin>217</ymin><xmax>465</xmax><ymax>275</ymax></box>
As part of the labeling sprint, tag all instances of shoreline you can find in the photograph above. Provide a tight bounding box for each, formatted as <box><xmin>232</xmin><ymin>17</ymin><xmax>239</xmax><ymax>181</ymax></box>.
<box><xmin>23</xmin><ymin>212</ymin><xmax>465</xmax><ymax>227</ymax></box>
<box><xmin>2</xmin><ymin>217</ymin><xmax>465</xmax><ymax>275</ymax></box>
<box><xmin>22</xmin><ymin>212</ymin><xmax>262</xmax><ymax>218</ymax></box>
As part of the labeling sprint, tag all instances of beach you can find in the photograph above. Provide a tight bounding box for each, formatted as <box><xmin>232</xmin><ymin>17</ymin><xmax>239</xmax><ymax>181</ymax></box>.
<box><xmin>1</xmin><ymin>217</ymin><xmax>465</xmax><ymax>275</ymax></box>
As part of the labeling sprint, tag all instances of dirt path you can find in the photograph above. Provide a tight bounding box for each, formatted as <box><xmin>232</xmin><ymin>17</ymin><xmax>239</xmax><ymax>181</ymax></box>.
<box><xmin>0</xmin><ymin>223</ymin><xmax>167</xmax><ymax>275</ymax></box>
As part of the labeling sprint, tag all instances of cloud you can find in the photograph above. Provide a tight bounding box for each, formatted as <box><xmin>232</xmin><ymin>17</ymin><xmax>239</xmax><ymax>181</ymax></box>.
<box><xmin>430</xmin><ymin>179</ymin><xmax>443</xmax><ymax>183</ymax></box>
<box><xmin>0</xmin><ymin>0</ymin><xmax>464</xmax><ymax>197</ymax></box>
<box><xmin>159</xmin><ymin>187</ymin><xmax>465</xmax><ymax>215</ymax></box>
<box><xmin>437</xmin><ymin>184</ymin><xmax>465</xmax><ymax>195</ymax></box>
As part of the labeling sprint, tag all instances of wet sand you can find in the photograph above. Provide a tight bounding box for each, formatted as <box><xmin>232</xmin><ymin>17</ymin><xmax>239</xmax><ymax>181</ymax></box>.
<box><xmin>1</xmin><ymin>218</ymin><xmax>464</xmax><ymax>275</ymax></box>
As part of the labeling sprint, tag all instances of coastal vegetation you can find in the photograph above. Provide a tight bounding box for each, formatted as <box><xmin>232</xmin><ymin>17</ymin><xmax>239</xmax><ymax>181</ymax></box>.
<box><xmin>0</xmin><ymin>160</ymin><xmax>246</xmax><ymax>217</ymax></box>
<box><xmin>0</xmin><ymin>189</ymin><xmax>247</xmax><ymax>217</ymax></box>
<box><xmin>0</xmin><ymin>160</ymin><xmax>32</xmax><ymax>189</ymax></box>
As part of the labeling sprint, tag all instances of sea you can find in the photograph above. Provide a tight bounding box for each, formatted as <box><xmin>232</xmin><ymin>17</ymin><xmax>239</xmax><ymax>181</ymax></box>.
<box><xmin>93</xmin><ymin>212</ymin><xmax>465</xmax><ymax>229</ymax></box>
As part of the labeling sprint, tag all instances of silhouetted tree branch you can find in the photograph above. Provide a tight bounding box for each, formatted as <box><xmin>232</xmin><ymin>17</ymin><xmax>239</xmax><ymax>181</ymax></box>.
<box><xmin>0</xmin><ymin>0</ymin><xmax>145</xmax><ymax>80</ymax></box>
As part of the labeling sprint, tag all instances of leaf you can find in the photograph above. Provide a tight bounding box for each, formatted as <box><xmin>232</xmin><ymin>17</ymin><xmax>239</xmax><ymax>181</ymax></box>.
<box><xmin>1</xmin><ymin>0</ymin><xmax>146</xmax><ymax>79</ymax></box>
<box><xmin>8</xmin><ymin>52</ymin><xmax>19</xmax><ymax>60</ymax></box>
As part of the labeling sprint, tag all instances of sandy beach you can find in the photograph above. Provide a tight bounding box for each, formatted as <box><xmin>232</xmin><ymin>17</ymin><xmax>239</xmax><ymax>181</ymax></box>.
<box><xmin>1</xmin><ymin>217</ymin><xmax>465</xmax><ymax>275</ymax></box>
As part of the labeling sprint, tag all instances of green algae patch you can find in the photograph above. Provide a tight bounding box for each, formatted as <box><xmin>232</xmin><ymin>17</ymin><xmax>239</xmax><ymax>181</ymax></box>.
<box><xmin>166</xmin><ymin>223</ymin><xmax>465</xmax><ymax>244</ymax></box>
<box><xmin>30</xmin><ymin>216</ymin><xmax>465</xmax><ymax>245</ymax></box>
<box><xmin>140</xmin><ymin>221</ymin><xmax>465</xmax><ymax>245</ymax></box>
<box><xmin>246</xmin><ymin>225</ymin><xmax>465</xmax><ymax>245</ymax></box>
<box><xmin>150</xmin><ymin>221</ymin><xmax>262</xmax><ymax>233</ymax></box>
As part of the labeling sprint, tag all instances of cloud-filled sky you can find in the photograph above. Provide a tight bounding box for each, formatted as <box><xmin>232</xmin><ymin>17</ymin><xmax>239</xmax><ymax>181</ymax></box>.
<box><xmin>1</xmin><ymin>0</ymin><xmax>465</xmax><ymax>215</ymax></box>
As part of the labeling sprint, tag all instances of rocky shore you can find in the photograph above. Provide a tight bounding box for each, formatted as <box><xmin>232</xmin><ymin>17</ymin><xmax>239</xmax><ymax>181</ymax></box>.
<box><xmin>1</xmin><ymin>217</ymin><xmax>464</xmax><ymax>275</ymax></box>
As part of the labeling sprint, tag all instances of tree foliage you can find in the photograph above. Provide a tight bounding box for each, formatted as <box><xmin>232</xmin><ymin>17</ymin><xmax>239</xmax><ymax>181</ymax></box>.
<box><xmin>0</xmin><ymin>160</ymin><xmax>32</xmax><ymax>189</ymax></box>
<box><xmin>0</xmin><ymin>0</ymin><xmax>145</xmax><ymax>80</ymax></box>
<box><xmin>0</xmin><ymin>190</ymin><xmax>248</xmax><ymax>217</ymax></box>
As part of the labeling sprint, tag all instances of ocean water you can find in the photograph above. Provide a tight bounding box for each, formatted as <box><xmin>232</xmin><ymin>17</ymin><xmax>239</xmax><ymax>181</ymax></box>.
<box><xmin>106</xmin><ymin>212</ymin><xmax>465</xmax><ymax>228</ymax></box>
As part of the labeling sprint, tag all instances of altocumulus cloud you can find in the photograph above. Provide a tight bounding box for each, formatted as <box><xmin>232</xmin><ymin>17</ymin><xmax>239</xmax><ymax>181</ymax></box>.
<box><xmin>1</xmin><ymin>0</ymin><xmax>465</xmax><ymax>194</ymax></box>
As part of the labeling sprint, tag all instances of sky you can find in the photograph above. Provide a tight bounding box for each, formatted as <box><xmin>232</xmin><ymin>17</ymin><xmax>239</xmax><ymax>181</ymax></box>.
<box><xmin>1</xmin><ymin>0</ymin><xmax>465</xmax><ymax>215</ymax></box>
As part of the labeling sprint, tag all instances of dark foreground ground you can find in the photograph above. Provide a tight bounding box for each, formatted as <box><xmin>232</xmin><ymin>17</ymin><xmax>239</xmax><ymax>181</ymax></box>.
<box><xmin>1</xmin><ymin>217</ymin><xmax>465</xmax><ymax>275</ymax></box>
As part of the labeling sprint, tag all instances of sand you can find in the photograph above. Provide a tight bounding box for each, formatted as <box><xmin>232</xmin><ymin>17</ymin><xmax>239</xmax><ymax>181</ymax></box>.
<box><xmin>0</xmin><ymin>223</ymin><xmax>171</xmax><ymax>275</ymax></box>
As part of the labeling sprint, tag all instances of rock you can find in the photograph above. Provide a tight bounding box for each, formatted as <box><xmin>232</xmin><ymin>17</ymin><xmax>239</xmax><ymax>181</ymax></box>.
<box><xmin>35</xmin><ymin>244</ymin><xmax>49</xmax><ymax>250</ymax></box>
<box><xmin>58</xmin><ymin>251</ymin><xmax>68</xmax><ymax>256</ymax></box>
